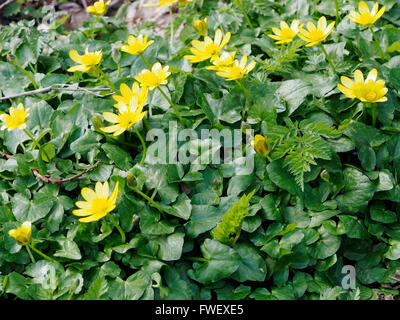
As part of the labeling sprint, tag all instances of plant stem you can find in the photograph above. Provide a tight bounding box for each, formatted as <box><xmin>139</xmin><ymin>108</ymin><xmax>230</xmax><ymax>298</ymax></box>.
<box><xmin>169</xmin><ymin>6</ymin><xmax>174</xmax><ymax>47</ymax></box>
<box><xmin>235</xmin><ymin>79</ymin><xmax>253</xmax><ymax>122</ymax></box>
<box><xmin>369</xmin><ymin>26</ymin><xmax>385</xmax><ymax>60</ymax></box>
<box><xmin>28</xmin><ymin>244</ymin><xmax>56</xmax><ymax>262</ymax></box>
<box><xmin>370</xmin><ymin>103</ymin><xmax>378</xmax><ymax>127</ymax></box>
<box><xmin>25</xmin><ymin>245</ymin><xmax>36</xmax><ymax>263</ymax></box>
<box><xmin>237</xmin><ymin>0</ymin><xmax>254</xmax><ymax>31</ymax></box>
<box><xmin>97</xmin><ymin>67</ymin><xmax>117</xmax><ymax>92</ymax></box>
<box><xmin>320</xmin><ymin>44</ymin><xmax>337</xmax><ymax>76</ymax></box>
<box><xmin>139</xmin><ymin>53</ymin><xmax>152</xmax><ymax>69</ymax></box>
<box><xmin>14</xmin><ymin>63</ymin><xmax>38</xmax><ymax>89</ymax></box>
<box><xmin>108</xmin><ymin>215</ymin><xmax>126</xmax><ymax>243</ymax></box>
<box><xmin>157</xmin><ymin>86</ymin><xmax>184</xmax><ymax>125</ymax></box>
<box><xmin>334</xmin><ymin>0</ymin><xmax>339</xmax><ymax>25</ymax></box>
<box><xmin>131</xmin><ymin>186</ymin><xmax>166</xmax><ymax>214</ymax></box>
<box><xmin>23</xmin><ymin>129</ymin><xmax>41</xmax><ymax>149</ymax></box>
<box><xmin>133</xmin><ymin>126</ymin><xmax>146</xmax><ymax>165</ymax></box>
<box><xmin>184</xmin><ymin>256</ymin><xmax>208</xmax><ymax>262</ymax></box>
<box><xmin>231</xmin><ymin>228</ymin><xmax>242</xmax><ymax>246</ymax></box>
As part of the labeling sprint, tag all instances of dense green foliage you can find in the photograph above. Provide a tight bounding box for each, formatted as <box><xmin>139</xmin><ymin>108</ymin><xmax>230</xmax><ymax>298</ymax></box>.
<box><xmin>1</xmin><ymin>0</ymin><xmax>400</xmax><ymax>300</ymax></box>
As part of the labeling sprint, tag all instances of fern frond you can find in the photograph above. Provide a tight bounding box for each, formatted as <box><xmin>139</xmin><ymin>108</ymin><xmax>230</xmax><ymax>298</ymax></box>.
<box><xmin>212</xmin><ymin>190</ymin><xmax>256</xmax><ymax>245</ymax></box>
<box><xmin>300</xmin><ymin>120</ymin><xmax>342</xmax><ymax>138</ymax></box>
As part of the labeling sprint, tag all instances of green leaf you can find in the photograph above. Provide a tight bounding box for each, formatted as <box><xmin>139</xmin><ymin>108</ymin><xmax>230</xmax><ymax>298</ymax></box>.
<box><xmin>102</xmin><ymin>143</ymin><xmax>133</xmax><ymax>171</ymax></box>
<box><xmin>12</xmin><ymin>193</ymin><xmax>54</xmax><ymax>223</ymax></box>
<box><xmin>189</xmin><ymin>239</ymin><xmax>241</xmax><ymax>284</ymax></box>
<box><xmin>83</xmin><ymin>274</ymin><xmax>108</xmax><ymax>300</ymax></box>
<box><xmin>336</xmin><ymin>168</ymin><xmax>375</xmax><ymax>214</ymax></box>
<box><xmin>54</xmin><ymin>239</ymin><xmax>82</xmax><ymax>260</ymax></box>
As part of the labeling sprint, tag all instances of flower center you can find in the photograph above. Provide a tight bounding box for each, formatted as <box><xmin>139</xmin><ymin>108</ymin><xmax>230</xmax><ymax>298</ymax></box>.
<box><xmin>280</xmin><ymin>28</ymin><xmax>295</xmax><ymax>40</ymax></box>
<box><xmin>308</xmin><ymin>29</ymin><xmax>325</xmax><ymax>41</ymax></box>
<box><xmin>91</xmin><ymin>198</ymin><xmax>111</xmax><ymax>215</ymax></box>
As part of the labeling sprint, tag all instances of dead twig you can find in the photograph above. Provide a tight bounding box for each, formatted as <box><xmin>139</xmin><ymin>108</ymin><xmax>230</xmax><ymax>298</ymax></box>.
<box><xmin>32</xmin><ymin>160</ymin><xmax>101</xmax><ymax>185</ymax></box>
<box><xmin>0</xmin><ymin>150</ymin><xmax>11</xmax><ymax>160</ymax></box>
<box><xmin>0</xmin><ymin>0</ymin><xmax>15</xmax><ymax>11</ymax></box>
<box><xmin>0</xmin><ymin>85</ymin><xmax>112</xmax><ymax>101</ymax></box>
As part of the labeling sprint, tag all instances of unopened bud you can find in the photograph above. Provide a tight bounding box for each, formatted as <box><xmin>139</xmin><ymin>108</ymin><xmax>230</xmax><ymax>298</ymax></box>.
<box><xmin>91</xmin><ymin>116</ymin><xmax>103</xmax><ymax>131</ymax></box>
<box><xmin>320</xmin><ymin>169</ymin><xmax>330</xmax><ymax>182</ymax></box>
<box><xmin>251</xmin><ymin>134</ymin><xmax>269</xmax><ymax>156</ymax></box>
<box><xmin>127</xmin><ymin>173</ymin><xmax>136</xmax><ymax>187</ymax></box>
<box><xmin>193</xmin><ymin>18</ymin><xmax>207</xmax><ymax>36</ymax></box>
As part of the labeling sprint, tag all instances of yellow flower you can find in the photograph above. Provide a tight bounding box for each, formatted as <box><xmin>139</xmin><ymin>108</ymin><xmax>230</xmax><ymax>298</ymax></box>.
<box><xmin>67</xmin><ymin>47</ymin><xmax>102</xmax><ymax>73</ymax></box>
<box><xmin>193</xmin><ymin>18</ymin><xmax>208</xmax><ymax>36</ymax></box>
<box><xmin>268</xmin><ymin>20</ymin><xmax>303</xmax><ymax>44</ymax></box>
<box><xmin>120</xmin><ymin>34</ymin><xmax>154</xmax><ymax>56</ymax></box>
<box><xmin>143</xmin><ymin>0</ymin><xmax>177</xmax><ymax>10</ymax></box>
<box><xmin>251</xmin><ymin>135</ymin><xmax>269</xmax><ymax>156</ymax></box>
<box><xmin>73</xmin><ymin>181</ymin><xmax>119</xmax><ymax>223</ymax></box>
<box><xmin>338</xmin><ymin>68</ymin><xmax>388</xmax><ymax>103</ymax></box>
<box><xmin>134</xmin><ymin>62</ymin><xmax>171</xmax><ymax>90</ymax></box>
<box><xmin>86</xmin><ymin>0</ymin><xmax>111</xmax><ymax>16</ymax></box>
<box><xmin>298</xmin><ymin>16</ymin><xmax>335</xmax><ymax>47</ymax></box>
<box><xmin>184</xmin><ymin>29</ymin><xmax>231</xmax><ymax>63</ymax></box>
<box><xmin>0</xmin><ymin>103</ymin><xmax>29</xmax><ymax>131</ymax></box>
<box><xmin>215</xmin><ymin>54</ymin><xmax>256</xmax><ymax>81</ymax></box>
<box><xmin>112</xmin><ymin>82</ymin><xmax>149</xmax><ymax>110</ymax></box>
<box><xmin>101</xmin><ymin>97</ymin><xmax>147</xmax><ymax>136</ymax></box>
<box><xmin>8</xmin><ymin>221</ymin><xmax>32</xmax><ymax>245</ymax></box>
<box><xmin>206</xmin><ymin>51</ymin><xmax>236</xmax><ymax>71</ymax></box>
<box><xmin>349</xmin><ymin>1</ymin><xmax>386</xmax><ymax>26</ymax></box>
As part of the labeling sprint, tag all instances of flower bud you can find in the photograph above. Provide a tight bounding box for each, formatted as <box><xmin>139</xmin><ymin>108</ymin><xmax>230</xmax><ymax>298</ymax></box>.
<box><xmin>91</xmin><ymin>115</ymin><xmax>103</xmax><ymax>131</ymax></box>
<box><xmin>8</xmin><ymin>221</ymin><xmax>32</xmax><ymax>245</ymax></box>
<box><xmin>320</xmin><ymin>169</ymin><xmax>330</xmax><ymax>182</ymax></box>
<box><xmin>193</xmin><ymin>18</ymin><xmax>207</xmax><ymax>36</ymax></box>
<box><xmin>251</xmin><ymin>134</ymin><xmax>269</xmax><ymax>156</ymax></box>
<box><xmin>127</xmin><ymin>173</ymin><xmax>136</xmax><ymax>187</ymax></box>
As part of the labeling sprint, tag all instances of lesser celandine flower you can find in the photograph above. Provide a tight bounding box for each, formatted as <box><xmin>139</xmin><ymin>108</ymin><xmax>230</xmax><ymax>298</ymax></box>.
<box><xmin>338</xmin><ymin>69</ymin><xmax>388</xmax><ymax>103</ymax></box>
<box><xmin>193</xmin><ymin>18</ymin><xmax>207</xmax><ymax>36</ymax></box>
<box><xmin>67</xmin><ymin>47</ymin><xmax>103</xmax><ymax>73</ymax></box>
<box><xmin>349</xmin><ymin>1</ymin><xmax>386</xmax><ymax>26</ymax></box>
<box><xmin>298</xmin><ymin>16</ymin><xmax>335</xmax><ymax>47</ymax></box>
<box><xmin>101</xmin><ymin>97</ymin><xmax>147</xmax><ymax>136</ymax></box>
<box><xmin>268</xmin><ymin>20</ymin><xmax>303</xmax><ymax>44</ymax></box>
<box><xmin>8</xmin><ymin>221</ymin><xmax>32</xmax><ymax>245</ymax></box>
<box><xmin>134</xmin><ymin>62</ymin><xmax>171</xmax><ymax>90</ymax></box>
<box><xmin>0</xmin><ymin>103</ymin><xmax>29</xmax><ymax>131</ymax></box>
<box><xmin>73</xmin><ymin>181</ymin><xmax>119</xmax><ymax>223</ymax></box>
<box><xmin>120</xmin><ymin>34</ymin><xmax>154</xmax><ymax>56</ymax></box>
<box><xmin>86</xmin><ymin>0</ymin><xmax>111</xmax><ymax>16</ymax></box>
<box><xmin>215</xmin><ymin>54</ymin><xmax>256</xmax><ymax>81</ymax></box>
<box><xmin>112</xmin><ymin>82</ymin><xmax>148</xmax><ymax>109</ymax></box>
<box><xmin>251</xmin><ymin>135</ymin><xmax>269</xmax><ymax>156</ymax></box>
<box><xmin>143</xmin><ymin>0</ymin><xmax>177</xmax><ymax>10</ymax></box>
<box><xmin>206</xmin><ymin>51</ymin><xmax>236</xmax><ymax>71</ymax></box>
<box><xmin>184</xmin><ymin>29</ymin><xmax>231</xmax><ymax>63</ymax></box>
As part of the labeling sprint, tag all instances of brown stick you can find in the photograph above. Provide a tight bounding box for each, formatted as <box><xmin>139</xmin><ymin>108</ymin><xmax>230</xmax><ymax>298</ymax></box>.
<box><xmin>0</xmin><ymin>85</ymin><xmax>111</xmax><ymax>101</ymax></box>
<box><xmin>0</xmin><ymin>0</ymin><xmax>15</xmax><ymax>11</ymax></box>
<box><xmin>0</xmin><ymin>150</ymin><xmax>11</xmax><ymax>160</ymax></box>
<box><xmin>32</xmin><ymin>160</ymin><xmax>101</xmax><ymax>185</ymax></box>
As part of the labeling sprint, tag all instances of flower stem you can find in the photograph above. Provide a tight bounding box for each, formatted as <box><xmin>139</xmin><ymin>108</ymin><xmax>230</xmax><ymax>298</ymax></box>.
<box><xmin>108</xmin><ymin>215</ymin><xmax>126</xmax><ymax>244</ymax></box>
<box><xmin>25</xmin><ymin>245</ymin><xmax>36</xmax><ymax>263</ymax></box>
<box><xmin>237</xmin><ymin>0</ymin><xmax>254</xmax><ymax>31</ymax></box>
<box><xmin>97</xmin><ymin>67</ymin><xmax>117</xmax><ymax>92</ymax></box>
<box><xmin>169</xmin><ymin>6</ymin><xmax>174</xmax><ymax>47</ymax></box>
<box><xmin>320</xmin><ymin>44</ymin><xmax>338</xmax><ymax>77</ymax></box>
<box><xmin>334</xmin><ymin>0</ymin><xmax>339</xmax><ymax>25</ymax></box>
<box><xmin>369</xmin><ymin>26</ymin><xmax>385</xmax><ymax>60</ymax></box>
<box><xmin>28</xmin><ymin>244</ymin><xmax>56</xmax><ymax>262</ymax></box>
<box><xmin>133</xmin><ymin>126</ymin><xmax>146</xmax><ymax>165</ymax></box>
<box><xmin>370</xmin><ymin>103</ymin><xmax>378</xmax><ymax>126</ymax></box>
<box><xmin>157</xmin><ymin>86</ymin><xmax>184</xmax><ymax>125</ymax></box>
<box><xmin>235</xmin><ymin>79</ymin><xmax>253</xmax><ymax>122</ymax></box>
<box><xmin>139</xmin><ymin>53</ymin><xmax>152</xmax><ymax>69</ymax></box>
<box><xmin>14</xmin><ymin>63</ymin><xmax>38</xmax><ymax>90</ymax></box>
<box><xmin>130</xmin><ymin>186</ymin><xmax>166</xmax><ymax>214</ymax></box>
<box><xmin>23</xmin><ymin>129</ymin><xmax>40</xmax><ymax>149</ymax></box>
